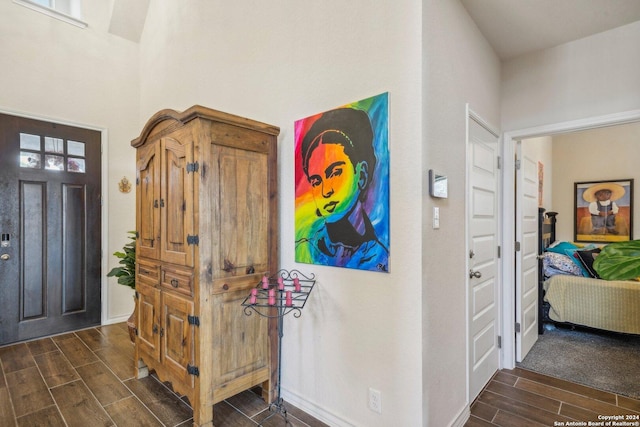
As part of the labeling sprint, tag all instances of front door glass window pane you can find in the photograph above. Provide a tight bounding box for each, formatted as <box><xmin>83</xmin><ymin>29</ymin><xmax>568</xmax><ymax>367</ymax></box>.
<box><xmin>45</xmin><ymin>137</ymin><xmax>64</xmax><ymax>153</ymax></box>
<box><xmin>18</xmin><ymin>134</ymin><xmax>88</xmax><ymax>173</ymax></box>
<box><xmin>44</xmin><ymin>155</ymin><xmax>64</xmax><ymax>171</ymax></box>
<box><xmin>67</xmin><ymin>158</ymin><xmax>85</xmax><ymax>173</ymax></box>
<box><xmin>20</xmin><ymin>151</ymin><xmax>41</xmax><ymax>168</ymax></box>
<box><xmin>67</xmin><ymin>140</ymin><xmax>85</xmax><ymax>157</ymax></box>
<box><xmin>20</xmin><ymin>133</ymin><xmax>41</xmax><ymax>151</ymax></box>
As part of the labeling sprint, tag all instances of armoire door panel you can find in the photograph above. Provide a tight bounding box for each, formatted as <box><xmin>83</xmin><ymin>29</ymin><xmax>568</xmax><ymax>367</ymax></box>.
<box><xmin>162</xmin><ymin>291</ymin><xmax>194</xmax><ymax>387</ymax></box>
<box><xmin>160</xmin><ymin>137</ymin><xmax>194</xmax><ymax>266</ymax></box>
<box><xmin>137</xmin><ymin>281</ymin><xmax>161</xmax><ymax>362</ymax></box>
<box><xmin>137</xmin><ymin>142</ymin><xmax>161</xmax><ymax>260</ymax></box>
<box><xmin>212</xmin><ymin>288</ymin><xmax>269</xmax><ymax>387</ymax></box>
<box><xmin>212</xmin><ymin>144</ymin><xmax>269</xmax><ymax>278</ymax></box>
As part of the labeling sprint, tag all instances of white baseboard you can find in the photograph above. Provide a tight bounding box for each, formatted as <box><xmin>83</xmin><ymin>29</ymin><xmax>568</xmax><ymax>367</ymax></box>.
<box><xmin>450</xmin><ymin>404</ymin><xmax>470</xmax><ymax>427</ymax></box>
<box><xmin>102</xmin><ymin>314</ymin><xmax>130</xmax><ymax>325</ymax></box>
<box><xmin>281</xmin><ymin>387</ymin><xmax>356</xmax><ymax>427</ymax></box>
<box><xmin>281</xmin><ymin>388</ymin><xmax>470</xmax><ymax>427</ymax></box>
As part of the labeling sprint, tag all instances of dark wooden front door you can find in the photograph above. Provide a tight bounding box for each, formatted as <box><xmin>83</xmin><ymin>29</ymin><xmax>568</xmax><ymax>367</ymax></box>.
<box><xmin>0</xmin><ymin>113</ymin><xmax>102</xmax><ymax>345</ymax></box>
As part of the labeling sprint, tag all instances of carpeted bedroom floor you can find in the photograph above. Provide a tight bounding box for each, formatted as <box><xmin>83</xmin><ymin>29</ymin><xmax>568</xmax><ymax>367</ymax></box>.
<box><xmin>518</xmin><ymin>323</ymin><xmax>640</xmax><ymax>399</ymax></box>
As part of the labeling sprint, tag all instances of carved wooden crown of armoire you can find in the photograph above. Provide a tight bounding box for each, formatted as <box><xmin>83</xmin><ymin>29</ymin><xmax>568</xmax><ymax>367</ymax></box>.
<box><xmin>131</xmin><ymin>105</ymin><xmax>279</xmax><ymax>426</ymax></box>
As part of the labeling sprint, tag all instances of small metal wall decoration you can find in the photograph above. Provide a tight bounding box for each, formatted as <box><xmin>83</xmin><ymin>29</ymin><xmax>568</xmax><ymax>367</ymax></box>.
<box><xmin>118</xmin><ymin>177</ymin><xmax>132</xmax><ymax>193</ymax></box>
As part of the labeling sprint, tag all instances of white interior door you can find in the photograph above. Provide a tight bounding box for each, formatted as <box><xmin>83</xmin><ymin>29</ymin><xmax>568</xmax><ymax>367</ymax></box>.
<box><xmin>467</xmin><ymin>114</ymin><xmax>500</xmax><ymax>402</ymax></box>
<box><xmin>515</xmin><ymin>142</ymin><xmax>539</xmax><ymax>361</ymax></box>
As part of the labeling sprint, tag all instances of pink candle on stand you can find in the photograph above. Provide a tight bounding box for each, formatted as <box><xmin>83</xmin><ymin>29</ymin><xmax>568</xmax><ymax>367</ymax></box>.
<box><xmin>268</xmin><ymin>288</ymin><xmax>276</xmax><ymax>305</ymax></box>
<box><xmin>251</xmin><ymin>288</ymin><xmax>258</xmax><ymax>296</ymax></box>
<box><xmin>285</xmin><ymin>291</ymin><xmax>293</xmax><ymax>307</ymax></box>
<box><xmin>293</xmin><ymin>277</ymin><xmax>301</xmax><ymax>292</ymax></box>
<box><xmin>262</xmin><ymin>275</ymin><xmax>269</xmax><ymax>289</ymax></box>
<box><xmin>249</xmin><ymin>295</ymin><xmax>257</xmax><ymax>305</ymax></box>
<box><xmin>277</xmin><ymin>276</ymin><xmax>284</xmax><ymax>290</ymax></box>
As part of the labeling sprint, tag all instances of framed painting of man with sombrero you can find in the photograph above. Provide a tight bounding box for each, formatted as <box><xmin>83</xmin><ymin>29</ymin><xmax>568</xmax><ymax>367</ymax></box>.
<box><xmin>574</xmin><ymin>179</ymin><xmax>633</xmax><ymax>243</ymax></box>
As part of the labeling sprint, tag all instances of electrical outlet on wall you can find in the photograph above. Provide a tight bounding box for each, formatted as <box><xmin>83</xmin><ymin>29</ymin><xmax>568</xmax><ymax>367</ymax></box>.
<box><xmin>368</xmin><ymin>388</ymin><xmax>382</xmax><ymax>413</ymax></box>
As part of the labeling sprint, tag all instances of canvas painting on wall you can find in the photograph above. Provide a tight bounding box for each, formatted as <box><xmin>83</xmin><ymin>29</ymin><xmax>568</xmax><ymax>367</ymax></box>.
<box><xmin>294</xmin><ymin>92</ymin><xmax>390</xmax><ymax>273</ymax></box>
<box><xmin>538</xmin><ymin>161</ymin><xmax>544</xmax><ymax>207</ymax></box>
<box><xmin>574</xmin><ymin>179</ymin><xmax>633</xmax><ymax>243</ymax></box>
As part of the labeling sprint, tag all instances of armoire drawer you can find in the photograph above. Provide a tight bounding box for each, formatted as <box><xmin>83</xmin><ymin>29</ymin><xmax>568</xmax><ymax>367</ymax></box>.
<box><xmin>161</xmin><ymin>266</ymin><xmax>193</xmax><ymax>296</ymax></box>
<box><xmin>137</xmin><ymin>258</ymin><xmax>160</xmax><ymax>282</ymax></box>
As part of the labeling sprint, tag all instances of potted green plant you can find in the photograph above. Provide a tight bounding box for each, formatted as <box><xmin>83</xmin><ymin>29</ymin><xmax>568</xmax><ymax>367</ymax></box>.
<box><xmin>107</xmin><ymin>231</ymin><xmax>137</xmax><ymax>341</ymax></box>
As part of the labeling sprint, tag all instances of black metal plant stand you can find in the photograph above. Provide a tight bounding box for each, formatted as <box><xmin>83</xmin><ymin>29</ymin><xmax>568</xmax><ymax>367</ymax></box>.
<box><xmin>241</xmin><ymin>269</ymin><xmax>316</xmax><ymax>426</ymax></box>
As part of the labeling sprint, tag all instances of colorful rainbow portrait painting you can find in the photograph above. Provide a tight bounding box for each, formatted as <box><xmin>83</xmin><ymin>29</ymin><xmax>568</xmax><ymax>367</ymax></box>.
<box><xmin>294</xmin><ymin>93</ymin><xmax>390</xmax><ymax>273</ymax></box>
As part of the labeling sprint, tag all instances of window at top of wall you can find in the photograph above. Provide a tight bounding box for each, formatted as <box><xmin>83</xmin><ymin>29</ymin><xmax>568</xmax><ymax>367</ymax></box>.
<box><xmin>13</xmin><ymin>0</ymin><xmax>87</xmax><ymax>28</ymax></box>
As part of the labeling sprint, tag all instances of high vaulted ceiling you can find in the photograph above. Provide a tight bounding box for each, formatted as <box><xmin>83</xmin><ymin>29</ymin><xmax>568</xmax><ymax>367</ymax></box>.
<box><xmin>461</xmin><ymin>0</ymin><xmax>640</xmax><ymax>60</ymax></box>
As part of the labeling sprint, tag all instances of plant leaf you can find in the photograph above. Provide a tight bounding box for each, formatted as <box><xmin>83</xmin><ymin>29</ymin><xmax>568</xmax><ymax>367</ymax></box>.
<box><xmin>593</xmin><ymin>240</ymin><xmax>640</xmax><ymax>281</ymax></box>
<box><xmin>106</xmin><ymin>232</ymin><xmax>137</xmax><ymax>289</ymax></box>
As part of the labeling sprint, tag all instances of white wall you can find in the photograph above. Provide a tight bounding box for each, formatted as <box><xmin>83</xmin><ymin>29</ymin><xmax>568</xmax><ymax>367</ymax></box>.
<box><xmin>139</xmin><ymin>1</ymin><xmax>424</xmax><ymax>426</ymax></box>
<box><xmin>502</xmin><ymin>21</ymin><xmax>640</xmax><ymax>131</ymax></box>
<box><xmin>522</xmin><ymin>136</ymin><xmax>553</xmax><ymax>211</ymax></box>
<box><xmin>0</xmin><ymin>0</ymin><xmax>140</xmax><ymax>322</ymax></box>
<box><xmin>423</xmin><ymin>1</ymin><xmax>501</xmax><ymax>426</ymax></box>
<box><xmin>551</xmin><ymin>122</ymin><xmax>640</xmax><ymax>241</ymax></box>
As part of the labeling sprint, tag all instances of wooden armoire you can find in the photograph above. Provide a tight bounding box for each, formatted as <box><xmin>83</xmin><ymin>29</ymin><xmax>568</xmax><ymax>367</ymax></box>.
<box><xmin>131</xmin><ymin>105</ymin><xmax>279</xmax><ymax>426</ymax></box>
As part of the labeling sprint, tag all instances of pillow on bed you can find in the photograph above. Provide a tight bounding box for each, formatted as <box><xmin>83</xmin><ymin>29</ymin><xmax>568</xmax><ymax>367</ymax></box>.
<box><xmin>564</xmin><ymin>244</ymin><xmax>597</xmax><ymax>277</ymax></box>
<box><xmin>543</xmin><ymin>252</ymin><xmax>584</xmax><ymax>276</ymax></box>
<box><xmin>546</xmin><ymin>241</ymin><xmax>579</xmax><ymax>255</ymax></box>
<box><xmin>573</xmin><ymin>248</ymin><xmax>602</xmax><ymax>279</ymax></box>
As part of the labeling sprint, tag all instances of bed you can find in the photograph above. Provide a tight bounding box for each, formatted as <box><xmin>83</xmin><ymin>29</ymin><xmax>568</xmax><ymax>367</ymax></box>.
<box><xmin>538</xmin><ymin>208</ymin><xmax>640</xmax><ymax>335</ymax></box>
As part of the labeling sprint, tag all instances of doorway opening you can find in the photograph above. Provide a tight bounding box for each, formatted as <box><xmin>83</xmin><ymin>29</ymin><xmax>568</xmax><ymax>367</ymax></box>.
<box><xmin>501</xmin><ymin>109</ymin><xmax>640</xmax><ymax>374</ymax></box>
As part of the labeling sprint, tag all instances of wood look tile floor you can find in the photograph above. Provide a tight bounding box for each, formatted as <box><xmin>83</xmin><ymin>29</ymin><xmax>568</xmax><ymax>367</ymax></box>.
<box><xmin>467</xmin><ymin>367</ymin><xmax>640</xmax><ymax>426</ymax></box>
<box><xmin>0</xmin><ymin>323</ymin><xmax>328</xmax><ymax>427</ymax></box>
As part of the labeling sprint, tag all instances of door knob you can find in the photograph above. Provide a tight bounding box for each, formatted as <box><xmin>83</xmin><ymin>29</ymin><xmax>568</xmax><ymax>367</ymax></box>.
<box><xmin>469</xmin><ymin>269</ymin><xmax>482</xmax><ymax>279</ymax></box>
<box><xmin>0</xmin><ymin>254</ymin><xmax>9</xmax><ymax>261</ymax></box>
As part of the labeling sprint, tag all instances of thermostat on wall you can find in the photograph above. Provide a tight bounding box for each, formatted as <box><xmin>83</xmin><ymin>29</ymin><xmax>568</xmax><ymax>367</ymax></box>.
<box><xmin>429</xmin><ymin>169</ymin><xmax>448</xmax><ymax>198</ymax></box>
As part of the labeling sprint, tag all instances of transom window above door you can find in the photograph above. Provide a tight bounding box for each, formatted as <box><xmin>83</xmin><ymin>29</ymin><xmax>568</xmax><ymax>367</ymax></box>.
<box><xmin>19</xmin><ymin>132</ymin><xmax>86</xmax><ymax>173</ymax></box>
